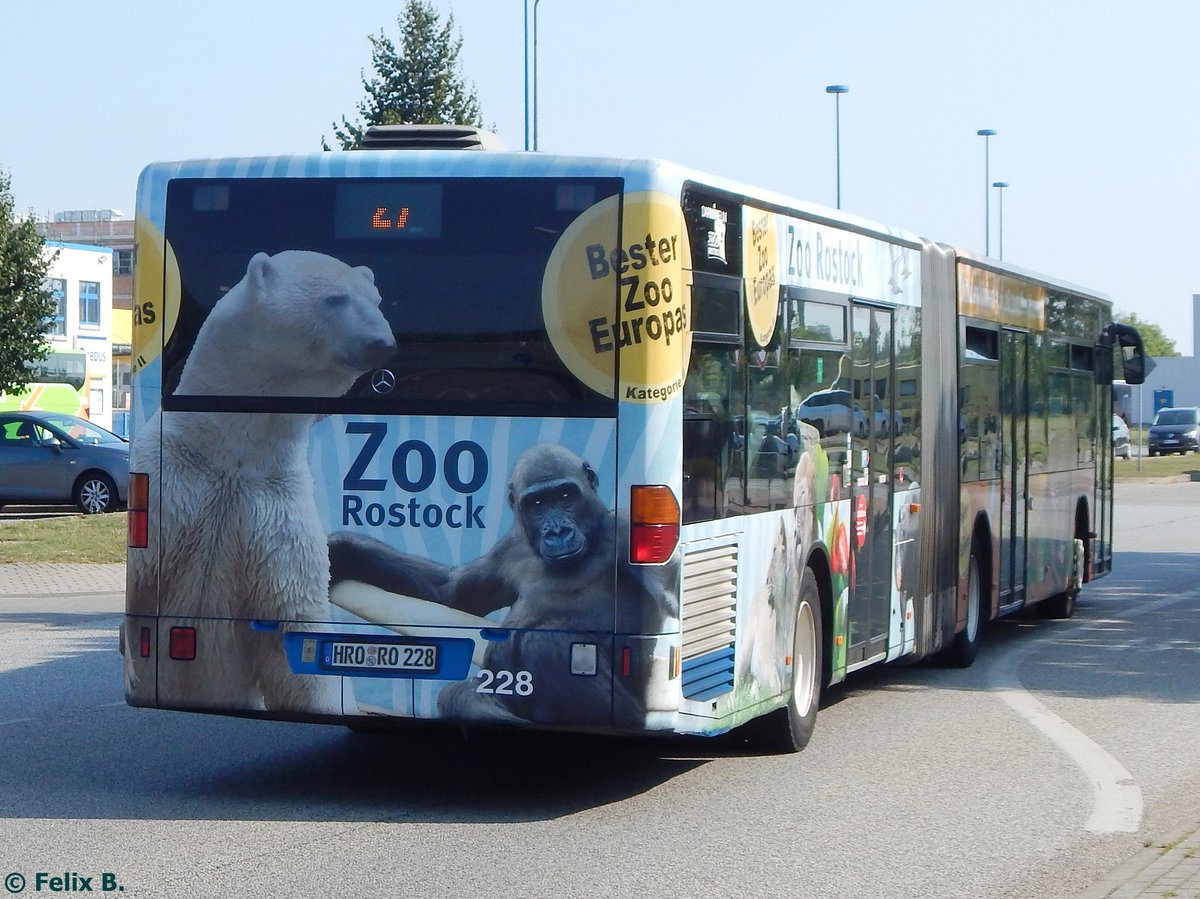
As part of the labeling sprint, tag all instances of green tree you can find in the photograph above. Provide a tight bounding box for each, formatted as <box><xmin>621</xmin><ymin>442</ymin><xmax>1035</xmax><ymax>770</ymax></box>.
<box><xmin>0</xmin><ymin>169</ymin><xmax>56</xmax><ymax>395</ymax></box>
<box><xmin>1115</xmin><ymin>311</ymin><xmax>1178</xmax><ymax>358</ymax></box>
<box><xmin>325</xmin><ymin>0</ymin><xmax>483</xmax><ymax>150</ymax></box>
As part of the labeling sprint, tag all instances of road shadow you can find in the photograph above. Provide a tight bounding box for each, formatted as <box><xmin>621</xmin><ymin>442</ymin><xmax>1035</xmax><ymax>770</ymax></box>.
<box><xmin>0</xmin><ymin>630</ymin><xmax>723</xmax><ymax>824</ymax></box>
<box><xmin>2</xmin><ymin>547</ymin><xmax>1193</xmax><ymax>823</ymax></box>
<box><xmin>825</xmin><ymin>549</ymin><xmax>1200</xmax><ymax>707</ymax></box>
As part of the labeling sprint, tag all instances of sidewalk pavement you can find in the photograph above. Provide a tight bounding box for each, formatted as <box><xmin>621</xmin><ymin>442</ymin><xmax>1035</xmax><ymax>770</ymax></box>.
<box><xmin>1078</xmin><ymin>819</ymin><xmax>1200</xmax><ymax>898</ymax></box>
<box><xmin>0</xmin><ymin>562</ymin><xmax>125</xmax><ymax>616</ymax></box>
<box><xmin>2</xmin><ymin>562</ymin><xmax>1198</xmax><ymax>897</ymax></box>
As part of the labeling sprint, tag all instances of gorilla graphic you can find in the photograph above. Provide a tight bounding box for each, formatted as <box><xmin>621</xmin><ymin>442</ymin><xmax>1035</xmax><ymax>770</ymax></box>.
<box><xmin>328</xmin><ymin>443</ymin><xmax>679</xmax><ymax>726</ymax></box>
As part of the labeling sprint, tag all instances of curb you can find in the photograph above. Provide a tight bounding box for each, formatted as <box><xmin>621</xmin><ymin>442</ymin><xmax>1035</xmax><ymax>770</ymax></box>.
<box><xmin>1077</xmin><ymin>819</ymin><xmax>1200</xmax><ymax>898</ymax></box>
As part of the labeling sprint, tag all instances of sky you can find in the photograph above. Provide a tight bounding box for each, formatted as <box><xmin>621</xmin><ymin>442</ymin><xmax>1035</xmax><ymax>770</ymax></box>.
<box><xmin>3</xmin><ymin>0</ymin><xmax>1197</xmax><ymax>353</ymax></box>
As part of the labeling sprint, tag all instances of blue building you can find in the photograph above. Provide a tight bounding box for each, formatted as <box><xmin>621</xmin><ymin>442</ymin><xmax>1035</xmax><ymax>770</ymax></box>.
<box><xmin>1127</xmin><ymin>294</ymin><xmax>1200</xmax><ymax>425</ymax></box>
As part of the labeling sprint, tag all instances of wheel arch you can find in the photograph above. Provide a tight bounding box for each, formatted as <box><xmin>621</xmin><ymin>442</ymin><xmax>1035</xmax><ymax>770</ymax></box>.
<box><xmin>803</xmin><ymin>544</ymin><xmax>834</xmax><ymax>690</ymax></box>
<box><xmin>970</xmin><ymin>511</ymin><xmax>995</xmax><ymax>620</ymax></box>
<box><xmin>1074</xmin><ymin>496</ymin><xmax>1093</xmax><ymax>583</ymax></box>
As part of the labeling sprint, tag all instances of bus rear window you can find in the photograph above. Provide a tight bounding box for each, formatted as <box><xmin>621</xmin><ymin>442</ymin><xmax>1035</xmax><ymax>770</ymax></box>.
<box><xmin>162</xmin><ymin>176</ymin><xmax>622</xmax><ymax>417</ymax></box>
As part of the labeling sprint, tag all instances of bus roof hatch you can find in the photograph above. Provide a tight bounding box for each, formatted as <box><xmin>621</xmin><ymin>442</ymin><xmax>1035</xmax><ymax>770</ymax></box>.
<box><xmin>357</xmin><ymin>125</ymin><xmax>506</xmax><ymax>151</ymax></box>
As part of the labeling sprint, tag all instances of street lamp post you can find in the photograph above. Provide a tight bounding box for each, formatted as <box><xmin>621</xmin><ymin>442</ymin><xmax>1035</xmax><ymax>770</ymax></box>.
<box><xmin>992</xmin><ymin>181</ymin><xmax>1009</xmax><ymax>260</ymax></box>
<box><xmin>523</xmin><ymin>1</ymin><xmax>529</xmax><ymax>150</ymax></box>
<box><xmin>977</xmin><ymin>129</ymin><xmax>996</xmax><ymax>254</ymax></box>
<box><xmin>826</xmin><ymin>85</ymin><xmax>849</xmax><ymax>209</ymax></box>
<box><xmin>533</xmin><ymin>0</ymin><xmax>542</xmax><ymax>150</ymax></box>
<box><xmin>523</xmin><ymin>0</ymin><xmax>543</xmax><ymax>151</ymax></box>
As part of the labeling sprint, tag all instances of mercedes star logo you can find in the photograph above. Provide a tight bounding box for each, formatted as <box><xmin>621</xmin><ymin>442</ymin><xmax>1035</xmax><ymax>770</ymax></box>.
<box><xmin>370</xmin><ymin>369</ymin><xmax>396</xmax><ymax>395</ymax></box>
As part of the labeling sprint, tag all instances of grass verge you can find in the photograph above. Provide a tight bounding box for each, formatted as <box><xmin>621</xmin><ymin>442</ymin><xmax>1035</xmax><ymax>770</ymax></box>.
<box><xmin>0</xmin><ymin>512</ymin><xmax>127</xmax><ymax>564</ymax></box>
<box><xmin>1114</xmin><ymin>452</ymin><xmax>1200</xmax><ymax>480</ymax></box>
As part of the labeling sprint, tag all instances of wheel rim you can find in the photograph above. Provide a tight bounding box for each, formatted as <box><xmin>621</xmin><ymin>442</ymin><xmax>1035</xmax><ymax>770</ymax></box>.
<box><xmin>80</xmin><ymin>479</ymin><xmax>109</xmax><ymax>513</ymax></box>
<box><xmin>793</xmin><ymin>600</ymin><xmax>817</xmax><ymax>716</ymax></box>
<box><xmin>966</xmin><ymin>554</ymin><xmax>981</xmax><ymax>641</ymax></box>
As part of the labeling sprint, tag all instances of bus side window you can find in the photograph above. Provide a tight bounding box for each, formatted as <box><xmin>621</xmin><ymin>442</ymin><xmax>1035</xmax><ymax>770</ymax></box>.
<box><xmin>746</xmin><ymin>343</ymin><xmax>790</xmax><ymax>513</ymax></box>
<box><xmin>683</xmin><ymin>344</ymin><xmax>739</xmax><ymax>524</ymax></box>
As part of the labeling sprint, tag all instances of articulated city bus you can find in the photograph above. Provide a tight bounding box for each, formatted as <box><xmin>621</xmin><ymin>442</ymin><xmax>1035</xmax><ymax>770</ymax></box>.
<box><xmin>123</xmin><ymin>127</ymin><xmax>1147</xmax><ymax>751</ymax></box>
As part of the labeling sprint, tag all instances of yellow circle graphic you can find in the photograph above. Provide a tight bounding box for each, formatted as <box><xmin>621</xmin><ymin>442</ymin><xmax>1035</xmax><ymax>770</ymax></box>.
<box><xmin>542</xmin><ymin>191</ymin><xmax>692</xmax><ymax>403</ymax></box>
<box><xmin>743</xmin><ymin>206</ymin><xmax>780</xmax><ymax>347</ymax></box>
<box><xmin>131</xmin><ymin>218</ymin><xmax>180</xmax><ymax>372</ymax></box>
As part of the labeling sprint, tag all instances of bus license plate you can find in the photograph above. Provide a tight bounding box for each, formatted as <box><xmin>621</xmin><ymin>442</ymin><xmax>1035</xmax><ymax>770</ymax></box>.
<box><xmin>325</xmin><ymin>641</ymin><xmax>438</xmax><ymax>672</ymax></box>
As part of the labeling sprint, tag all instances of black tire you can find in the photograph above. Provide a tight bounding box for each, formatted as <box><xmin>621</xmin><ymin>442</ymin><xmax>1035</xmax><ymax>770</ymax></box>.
<box><xmin>74</xmin><ymin>472</ymin><xmax>117</xmax><ymax>514</ymax></box>
<box><xmin>945</xmin><ymin>537</ymin><xmax>986</xmax><ymax>667</ymax></box>
<box><xmin>1042</xmin><ymin>537</ymin><xmax>1084</xmax><ymax>620</ymax></box>
<box><xmin>1148</xmin><ymin>449</ymin><xmax>1157</xmax><ymax>458</ymax></box>
<box><xmin>750</xmin><ymin>567</ymin><xmax>823</xmax><ymax>753</ymax></box>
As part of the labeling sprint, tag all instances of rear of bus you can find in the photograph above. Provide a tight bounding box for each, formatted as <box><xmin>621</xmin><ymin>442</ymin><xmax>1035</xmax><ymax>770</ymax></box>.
<box><xmin>123</xmin><ymin>145</ymin><xmax>688</xmax><ymax>735</ymax></box>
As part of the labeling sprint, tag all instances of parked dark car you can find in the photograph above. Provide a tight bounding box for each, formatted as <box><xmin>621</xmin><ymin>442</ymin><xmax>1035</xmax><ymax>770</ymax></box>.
<box><xmin>1147</xmin><ymin>406</ymin><xmax>1200</xmax><ymax>457</ymax></box>
<box><xmin>0</xmin><ymin>411</ymin><xmax>129</xmax><ymax>513</ymax></box>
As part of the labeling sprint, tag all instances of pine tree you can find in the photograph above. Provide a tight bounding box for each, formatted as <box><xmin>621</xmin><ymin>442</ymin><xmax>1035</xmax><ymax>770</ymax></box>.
<box><xmin>325</xmin><ymin>0</ymin><xmax>483</xmax><ymax>150</ymax></box>
<box><xmin>0</xmin><ymin>169</ymin><xmax>56</xmax><ymax>394</ymax></box>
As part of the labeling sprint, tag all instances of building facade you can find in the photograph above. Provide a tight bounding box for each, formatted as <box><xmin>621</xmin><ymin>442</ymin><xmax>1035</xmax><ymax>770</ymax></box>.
<box><xmin>40</xmin><ymin>241</ymin><xmax>115</xmax><ymax>429</ymax></box>
<box><xmin>1117</xmin><ymin>294</ymin><xmax>1200</xmax><ymax>425</ymax></box>
<box><xmin>37</xmin><ymin>210</ymin><xmax>133</xmax><ymax>431</ymax></box>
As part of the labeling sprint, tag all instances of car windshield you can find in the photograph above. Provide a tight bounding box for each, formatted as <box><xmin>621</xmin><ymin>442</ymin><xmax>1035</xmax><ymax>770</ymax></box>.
<box><xmin>38</xmin><ymin>414</ymin><xmax>126</xmax><ymax>445</ymax></box>
<box><xmin>1154</xmin><ymin>410</ymin><xmax>1197</xmax><ymax>427</ymax></box>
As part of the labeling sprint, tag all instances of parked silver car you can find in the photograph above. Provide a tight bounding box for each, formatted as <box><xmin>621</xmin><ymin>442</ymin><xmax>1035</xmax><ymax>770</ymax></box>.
<box><xmin>797</xmin><ymin>389</ymin><xmax>867</xmax><ymax>436</ymax></box>
<box><xmin>1111</xmin><ymin>414</ymin><xmax>1131</xmax><ymax>459</ymax></box>
<box><xmin>0</xmin><ymin>411</ymin><xmax>129</xmax><ymax>513</ymax></box>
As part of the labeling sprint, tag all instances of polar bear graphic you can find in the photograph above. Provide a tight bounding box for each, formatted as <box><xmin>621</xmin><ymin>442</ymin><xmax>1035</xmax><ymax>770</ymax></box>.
<box><xmin>127</xmin><ymin>251</ymin><xmax>395</xmax><ymax>714</ymax></box>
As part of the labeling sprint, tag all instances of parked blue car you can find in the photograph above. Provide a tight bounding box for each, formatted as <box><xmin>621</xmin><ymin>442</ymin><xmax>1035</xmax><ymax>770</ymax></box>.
<box><xmin>0</xmin><ymin>411</ymin><xmax>129</xmax><ymax>513</ymax></box>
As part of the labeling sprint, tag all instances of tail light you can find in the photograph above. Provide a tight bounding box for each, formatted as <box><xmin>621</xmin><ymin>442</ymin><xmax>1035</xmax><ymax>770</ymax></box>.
<box><xmin>629</xmin><ymin>485</ymin><xmax>679</xmax><ymax>564</ymax></box>
<box><xmin>128</xmin><ymin>472</ymin><xmax>149</xmax><ymax>549</ymax></box>
<box><xmin>169</xmin><ymin>626</ymin><xmax>196</xmax><ymax>661</ymax></box>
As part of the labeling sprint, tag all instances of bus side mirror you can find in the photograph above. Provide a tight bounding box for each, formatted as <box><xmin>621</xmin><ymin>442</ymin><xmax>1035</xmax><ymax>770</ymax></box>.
<box><xmin>1097</xmin><ymin>322</ymin><xmax>1154</xmax><ymax>386</ymax></box>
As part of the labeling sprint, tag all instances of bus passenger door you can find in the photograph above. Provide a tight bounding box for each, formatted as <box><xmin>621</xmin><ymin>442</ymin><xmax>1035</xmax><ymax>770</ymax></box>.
<box><xmin>848</xmin><ymin>304</ymin><xmax>894</xmax><ymax>664</ymax></box>
<box><xmin>1000</xmin><ymin>328</ymin><xmax>1029</xmax><ymax>608</ymax></box>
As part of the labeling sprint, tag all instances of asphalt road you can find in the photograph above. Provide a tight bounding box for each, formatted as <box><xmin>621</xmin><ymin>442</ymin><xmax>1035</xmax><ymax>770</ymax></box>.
<box><xmin>0</xmin><ymin>481</ymin><xmax>1197</xmax><ymax>898</ymax></box>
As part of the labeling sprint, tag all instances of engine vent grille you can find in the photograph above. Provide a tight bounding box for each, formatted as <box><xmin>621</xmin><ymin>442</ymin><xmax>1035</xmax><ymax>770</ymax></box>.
<box><xmin>680</xmin><ymin>540</ymin><xmax>738</xmax><ymax>701</ymax></box>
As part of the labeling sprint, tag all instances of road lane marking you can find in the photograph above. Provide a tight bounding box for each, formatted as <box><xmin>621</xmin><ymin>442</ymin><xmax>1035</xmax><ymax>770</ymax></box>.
<box><xmin>984</xmin><ymin>588</ymin><xmax>1200</xmax><ymax>834</ymax></box>
<box><xmin>989</xmin><ymin>643</ymin><xmax>1142</xmax><ymax>833</ymax></box>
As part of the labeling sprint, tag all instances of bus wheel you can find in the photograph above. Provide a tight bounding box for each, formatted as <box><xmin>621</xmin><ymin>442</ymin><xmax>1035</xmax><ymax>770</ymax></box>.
<box><xmin>945</xmin><ymin>537</ymin><xmax>986</xmax><ymax>667</ymax></box>
<box><xmin>751</xmin><ymin>567</ymin><xmax>823</xmax><ymax>753</ymax></box>
<box><xmin>1042</xmin><ymin>538</ymin><xmax>1084</xmax><ymax>620</ymax></box>
<box><xmin>75</xmin><ymin>473</ymin><xmax>117</xmax><ymax>514</ymax></box>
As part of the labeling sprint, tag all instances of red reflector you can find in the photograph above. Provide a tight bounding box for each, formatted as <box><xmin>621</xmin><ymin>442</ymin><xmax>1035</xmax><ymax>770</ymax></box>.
<box><xmin>128</xmin><ymin>473</ymin><xmax>149</xmax><ymax>549</ymax></box>
<box><xmin>139</xmin><ymin>627</ymin><xmax>151</xmax><ymax>659</ymax></box>
<box><xmin>621</xmin><ymin>646</ymin><xmax>632</xmax><ymax>677</ymax></box>
<box><xmin>169</xmin><ymin>626</ymin><xmax>196</xmax><ymax>661</ymax></box>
